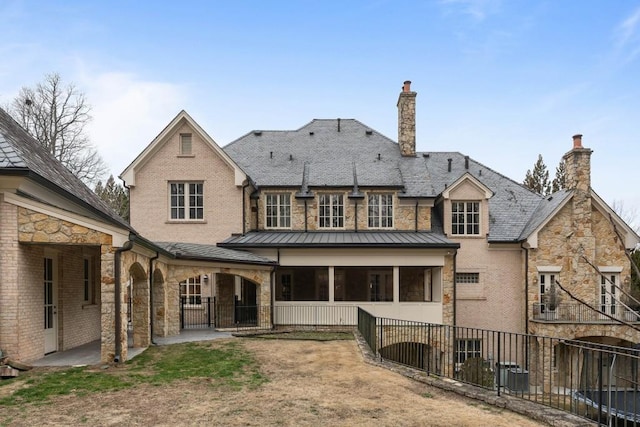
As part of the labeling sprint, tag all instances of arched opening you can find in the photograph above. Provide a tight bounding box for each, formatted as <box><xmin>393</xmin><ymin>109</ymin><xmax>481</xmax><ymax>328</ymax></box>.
<box><xmin>128</xmin><ymin>262</ymin><xmax>149</xmax><ymax>348</ymax></box>
<box><xmin>214</xmin><ymin>273</ymin><xmax>260</xmax><ymax>328</ymax></box>
<box><xmin>379</xmin><ymin>342</ymin><xmax>439</xmax><ymax>373</ymax></box>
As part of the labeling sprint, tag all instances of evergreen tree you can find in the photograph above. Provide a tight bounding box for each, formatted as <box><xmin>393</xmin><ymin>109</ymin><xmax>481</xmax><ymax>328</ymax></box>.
<box><xmin>551</xmin><ymin>159</ymin><xmax>566</xmax><ymax>193</ymax></box>
<box><xmin>523</xmin><ymin>154</ymin><xmax>551</xmax><ymax>196</ymax></box>
<box><xmin>94</xmin><ymin>175</ymin><xmax>129</xmax><ymax>222</ymax></box>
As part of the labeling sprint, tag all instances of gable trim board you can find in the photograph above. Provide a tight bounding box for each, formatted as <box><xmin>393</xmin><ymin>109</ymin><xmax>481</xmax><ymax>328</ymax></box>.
<box><xmin>120</xmin><ymin>110</ymin><xmax>246</xmax><ymax>187</ymax></box>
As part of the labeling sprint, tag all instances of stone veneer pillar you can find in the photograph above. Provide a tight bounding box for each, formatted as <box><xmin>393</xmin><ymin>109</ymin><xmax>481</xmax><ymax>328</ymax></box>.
<box><xmin>397</xmin><ymin>80</ymin><xmax>417</xmax><ymax>157</ymax></box>
<box><xmin>100</xmin><ymin>244</ymin><xmax>127</xmax><ymax>363</ymax></box>
<box><xmin>563</xmin><ymin>134</ymin><xmax>595</xmax><ymax>292</ymax></box>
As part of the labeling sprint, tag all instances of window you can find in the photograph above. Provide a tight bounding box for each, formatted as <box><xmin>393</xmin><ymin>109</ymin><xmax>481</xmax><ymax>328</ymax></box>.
<box><xmin>455</xmin><ymin>339</ymin><xmax>481</xmax><ymax>364</ymax></box>
<box><xmin>266</xmin><ymin>193</ymin><xmax>291</xmax><ymax>228</ymax></box>
<box><xmin>180</xmin><ymin>133</ymin><xmax>192</xmax><ymax>155</ymax></box>
<box><xmin>180</xmin><ymin>276</ymin><xmax>202</xmax><ymax>305</ymax></box>
<box><xmin>400</xmin><ymin>267</ymin><xmax>436</xmax><ymax>302</ymax></box>
<box><xmin>451</xmin><ymin>201</ymin><xmax>480</xmax><ymax>235</ymax></box>
<box><xmin>600</xmin><ymin>274</ymin><xmax>619</xmax><ymax>316</ymax></box>
<box><xmin>83</xmin><ymin>257</ymin><xmax>94</xmax><ymax>304</ymax></box>
<box><xmin>319</xmin><ymin>194</ymin><xmax>344</xmax><ymax>228</ymax></box>
<box><xmin>334</xmin><ymin>267</ymin><xmax>393</xmax><ymax>302</ymax></box>
<box><xmin>368</xmin><ymin>194</ymin><xmax>393</xmax><ymax>228</ymax></box>
<box><xmin>456</xmin><ymin>273</ymin><xmax>479</xmax><ymax>284</ymax></box>
<box><xmin>170</xmin><ymin>182</ymin><xmax>203</xmax><ymax>220</ymax></box>
<box><xmin>275</xmin><ymin>268</ymin><xmax>329</xmax><ymax>301</ymax></box>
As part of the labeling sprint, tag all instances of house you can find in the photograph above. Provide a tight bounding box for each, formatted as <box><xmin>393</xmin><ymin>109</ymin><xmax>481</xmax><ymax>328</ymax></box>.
<box><xmin>0</xmin><ymin>107</ymin><xmax>275</xmax><ymax>364</ymax></box>
<box><xmin>123</xmin><ymin>80</ymin><xmax>640</xmax><ymax>371</ymax></box>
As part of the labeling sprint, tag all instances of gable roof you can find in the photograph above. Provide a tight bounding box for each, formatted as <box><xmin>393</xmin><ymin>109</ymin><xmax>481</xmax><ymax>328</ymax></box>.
<box><xmin>120</xmin><ymin>110</ymin><xmax>246</xmax><ymax>187</ymax></box>
<box><xmin>154</xmin><ymin>241</ymin><xmax>276</xmax><ymax>265</ymax></box>
<box><xmin>0</xmin><ymin>107</ymin><xmax>132</xmax><ymax>231</ymax></box>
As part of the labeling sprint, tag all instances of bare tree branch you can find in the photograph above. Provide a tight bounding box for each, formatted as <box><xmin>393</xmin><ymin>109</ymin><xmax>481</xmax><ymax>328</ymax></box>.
<box><xmin>7</xmin><ymin>73</ymin><xmax>107</xmax><ymax>185</ymax></box>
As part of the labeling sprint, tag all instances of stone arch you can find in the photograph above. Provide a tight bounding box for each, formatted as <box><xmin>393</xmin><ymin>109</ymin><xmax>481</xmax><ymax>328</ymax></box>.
<box><xmin>379</xmin><ymin>341</ymin><xmax>439</xmax><ymax>373</ymax></box>
<box><xmin>129</xmin><ymin>261</ymin><xmax>150</xmax><ymax>348</ymax></box>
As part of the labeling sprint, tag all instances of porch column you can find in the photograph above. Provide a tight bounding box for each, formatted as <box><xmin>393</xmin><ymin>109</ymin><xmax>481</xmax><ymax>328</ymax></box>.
<box><xmin>393</xmin><ymin>266</ymin><xmax>400</xmax><ymax>303</ymax></box>
<box><xmin>100</xmin><ymin>244</ymin><xmax>127</xmax><ymax>363</ymax></box>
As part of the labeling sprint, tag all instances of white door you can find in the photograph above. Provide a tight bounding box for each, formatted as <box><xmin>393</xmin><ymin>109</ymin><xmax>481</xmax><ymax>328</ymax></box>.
<box><xmin>44</xmin><ymin>256</ymin><xmax>58</xmax><ymax>354</ymax></box>
<box><xmin>600</xmin><ymin>274</ymin><xmax>619</xmax><ymax>317</ymax></box>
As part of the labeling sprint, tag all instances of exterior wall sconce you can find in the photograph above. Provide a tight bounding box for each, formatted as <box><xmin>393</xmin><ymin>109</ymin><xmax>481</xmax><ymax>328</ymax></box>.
<box><xmin>202</xmin><ymin>274</ymin><xmax>209</xmax><ymax>283</ymax></box>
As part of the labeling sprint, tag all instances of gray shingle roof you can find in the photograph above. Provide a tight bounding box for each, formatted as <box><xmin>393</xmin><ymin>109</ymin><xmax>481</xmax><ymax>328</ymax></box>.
<box><xmin>220</xmin><ymin>231</ymin><xmax>459</xmax><ymax>248</ymax></box>
<box><xmin>224</xmin><ymin>118</ymin><xmax>546</xmax><ymax>242</ymax></box>
<box><xmin>518</xmin><ymin>189</ymin><xmax>572</xmax><ymax>240</ymax></box>
<box><xmin>0</xmin><ymin>107</ymin><xmax>132</xmax><ymax>231</ymax></box>
<box><xmin>154</xmin><ymin>241</ymin><xmax>276</xmax><ymax>265</ymax></box>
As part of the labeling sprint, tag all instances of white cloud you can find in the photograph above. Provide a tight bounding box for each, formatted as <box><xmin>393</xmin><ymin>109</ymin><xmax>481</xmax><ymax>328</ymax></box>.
<box><xmin>613</xmin><ymin>6</ymin><xmax>640</xmax><ymax>63</ymax></box>
<box><xmin>80</xmin><ymin>72</ymin><xmax>188</xmax><ymax>180</ymax></box>
<box><xmin>439</xmin><ymin>0</ymin><xmax>502</xmax><ymax>22</ymax></box>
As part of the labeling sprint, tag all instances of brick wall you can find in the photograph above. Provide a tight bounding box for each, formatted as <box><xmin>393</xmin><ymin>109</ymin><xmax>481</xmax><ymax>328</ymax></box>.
<box><xmin>0</xmin><ymin>199</ymin><xmax>19</xmax><ymax>358</ymax></box>
<box><xmin>130</xmin><ymin>121</ymin><xmax>244</xmax><ymax>243</ymax></box>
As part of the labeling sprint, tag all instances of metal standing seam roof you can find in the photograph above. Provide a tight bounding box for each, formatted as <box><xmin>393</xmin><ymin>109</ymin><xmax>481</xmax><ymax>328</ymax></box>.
<box><xmin>154</xmin><ymin>241</ymin><xmax>277</xmax><ymax>265</ymax></box>
<box><xmin>219</xmin><ymin>231</ymin><xmax>459</xmax><ymax>249</ymax></box>
<box><xmin>0</xmin><ymin>107</ymin><xmax>133</xmax><ymax>231</ymax></box>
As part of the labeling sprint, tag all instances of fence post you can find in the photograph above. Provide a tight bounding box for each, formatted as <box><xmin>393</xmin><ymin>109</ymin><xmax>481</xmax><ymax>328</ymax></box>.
<box><xmin>497</xmin><ymin>332</ymin><xmax>501</xmax><ymax>396</ymax></box>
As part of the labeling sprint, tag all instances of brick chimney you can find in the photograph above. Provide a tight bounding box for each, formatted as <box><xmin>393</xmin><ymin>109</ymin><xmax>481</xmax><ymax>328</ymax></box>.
<box><xmin>397</xmin><ymin>80</ymin><xmax>416</xmax><ymax>157</ymax></box>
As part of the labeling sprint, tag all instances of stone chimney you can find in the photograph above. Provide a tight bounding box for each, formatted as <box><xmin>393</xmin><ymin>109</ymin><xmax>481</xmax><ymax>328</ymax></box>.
<box><xmin>563</xmin><ymin>134</ymin><xmax>593</xmax><ymax>194</ymax></box>
<box><xmin>397</xmin><ymin>80</ymin><xmax>416</xmax><ymax>157</ymax></box>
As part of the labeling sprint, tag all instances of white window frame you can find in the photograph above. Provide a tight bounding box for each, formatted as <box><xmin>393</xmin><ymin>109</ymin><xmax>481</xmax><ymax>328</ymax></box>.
<box><xmin>180</xmin><ymin>276</ymin><xmax>202</xmax><ymax>307</ymax></box>
<box><xmin>455</xmin><ymin>339</ymin><xmax>482</xmax><ymax>364</ymax></box>
<box><xmin>179</xmin><ymin>133</ymin><xmax>192</xmax><ymax>155</ymax></box>
<box><xmin>170</xmin><ymin>182</ymin><xmax>204</xmax><ymax>221</ymax></box>
<box><xmin>368</xmin><ymin>193</ymin><xmax>393</xmax><ymax>228</ymax></box>
<box><xmin>451</xmin><ymin>201</ymin><xmax>480</xmax><ymax>235</ymax></box>
<box><xmin>318</xmin><ymin>194</ymin><xmax>344</xmax><ymax>228</ymax></box>
<box><xmin>265</xmin><ymin>193</ymin><xmax>291</xmax><ymax>229</ymax></box>
<box><xmin>83</xmin><ymin>256</ymin><xmax>93</xmax><ymax>304</ymax></box>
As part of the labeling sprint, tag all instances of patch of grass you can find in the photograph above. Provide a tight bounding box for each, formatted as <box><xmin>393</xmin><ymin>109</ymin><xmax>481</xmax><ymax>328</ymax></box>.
<box><xmin>0</xmin><ymin>341</ymin><xmax>266</xmax><ymax>406</ymax></box>
<box><xmin>421</xmin><ymin>392</ymin><xmax>434</xmax><ymax>399</ymax></box>
<box><xmin>249</xmin><ymin>331</ymin><xmax>353</xmax><ymax>341</ymax></box>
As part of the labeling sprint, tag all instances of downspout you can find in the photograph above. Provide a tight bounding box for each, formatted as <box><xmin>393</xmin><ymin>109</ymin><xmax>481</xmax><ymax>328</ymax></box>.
<box><xmin>114</xmin><ymin>239</ymin><xmax>134</xmax><ymax>363</ymax></box>
<box><xmin>304</xmin><ymin>200</ymin><xmax>308</xmax><ymax>232</ymax></box>
<box><xmin>452</xmin><ymin>251</ymin><xmax>457</xmax><ymax>327</ymax></box>
<box><xmin>242</xmin><ymin>181</ymin><xmax>249</xmax><ymax>235</ymax></box>
<box><xmin>521</xmin><ymin>243</ymin><xmax>530</xmax><ymax>373</ymax></box>
<box><xmin>522</xmin><ymin>243</ymin><xmax>530</xmax><ymax>336</ymax></box>
<box><xmin>354</xmin><ymin>201</ymin><xmax>358</xmax><ymax>232</ymax></box>
<box><xmin>149</xmin><ymin>251</ymin><xmax>159</xmax><ymax>345</ymax></box>
<box><xmin>414</xmin><ymin>200</ymin><xmax>419</xmax><ymax>231</ymax></box>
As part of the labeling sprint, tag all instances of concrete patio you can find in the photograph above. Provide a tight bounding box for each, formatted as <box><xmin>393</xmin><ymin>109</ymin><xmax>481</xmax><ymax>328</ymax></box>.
<box><xmin>32</xmin><ymin>330</ymin><xmax>234</xmax><ymax>367</ymax></box>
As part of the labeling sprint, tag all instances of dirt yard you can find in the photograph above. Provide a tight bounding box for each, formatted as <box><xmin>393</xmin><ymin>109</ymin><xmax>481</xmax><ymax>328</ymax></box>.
<box><xmin>1</xmin><ymin>338</ymin><xmax>546</xmax><ymax>426</ymax></box>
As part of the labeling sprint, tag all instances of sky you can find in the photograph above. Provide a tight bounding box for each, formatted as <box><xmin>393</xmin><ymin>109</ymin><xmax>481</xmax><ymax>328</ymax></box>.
<box><xmin>1</xmin><ymin>0</ymin><xmax>640</xmax><ymax>223</ymax></box>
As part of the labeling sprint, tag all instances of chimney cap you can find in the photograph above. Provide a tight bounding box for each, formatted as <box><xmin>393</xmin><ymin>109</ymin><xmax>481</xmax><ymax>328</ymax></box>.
<box><xmin>572</xmin><ymin>134</ymin><xmax>583</xmax><ymax>149</ymax></box>
<box><xmin>403</xmin><ymin>81</ymin><xmax>412</xmax><ymax>92</ymax></box>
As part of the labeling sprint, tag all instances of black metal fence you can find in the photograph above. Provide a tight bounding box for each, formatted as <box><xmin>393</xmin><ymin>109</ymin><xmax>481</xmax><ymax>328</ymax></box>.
<box><xmin>357</xmin><ymin>307</ymin><xmax>640</xmax><ymax>426</ymax></box>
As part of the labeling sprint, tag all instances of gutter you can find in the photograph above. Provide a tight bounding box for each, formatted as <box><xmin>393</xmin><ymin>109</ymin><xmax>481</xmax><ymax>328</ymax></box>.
<box><xmin>114</xmin><ymin>238</ymin><xmax>134</xmax><ymax>363</ymax></box>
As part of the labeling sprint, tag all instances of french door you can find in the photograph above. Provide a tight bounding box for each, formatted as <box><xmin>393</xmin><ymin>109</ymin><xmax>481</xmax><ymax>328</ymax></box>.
<box><xmin>44</xmin><ymin>256</ymin><xmax>58</xmax><ymax>354</ymax></box>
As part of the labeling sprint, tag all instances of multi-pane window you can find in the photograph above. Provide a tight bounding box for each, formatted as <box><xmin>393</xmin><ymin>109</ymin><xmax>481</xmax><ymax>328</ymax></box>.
<box><xmin>180</xmin><ymin>276</ymin><xmax>202</xmax><ymax>305</ymax></box>
<box><xmin>455</xmin><ymin>273</ymin><xmax>480</xmax><ymax>284</ymax></box>
<box><xmin>368</xmin><ymin>194</ymin><xmax>393</xmax><ymax>228</ymax></box>
<box><xmin>455</xmin><ymin>339</ymin><xmax>481</xmax><ymax>364</ymax></box>
<box><xmin>266</xmin><ymin>193</ymin><xmax>291</xmax><ymax>228</ymax></box>
<box><xmin>319</xmin><ymin>194</ymin><xmax>344</xmax><ymax>228</ymax></box>
<box><xmin>170</xmin><ymin>182</ymin><xmax>203</xmax><ymax>220</ymax></box>
<box><xmin>83</xmin><ymin>257</ymin><xmax>93</xmax><ymax>303</ymax></box>
<box><xmin>451</xmin><ymin>201</ymin><xmax>480</xmax><ymax>235</ymax></box>
<box><xmin>180</xmin><ymin>133</ymin><xmax>192</xmax><ymax>155</ymax></box>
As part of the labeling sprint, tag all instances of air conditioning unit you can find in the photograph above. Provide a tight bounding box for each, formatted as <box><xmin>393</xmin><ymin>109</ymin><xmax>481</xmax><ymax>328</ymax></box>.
<box><xmin>507</xmin><ymin>368</ymin><xmax>529</xmax><ymax>393</ymax></box>
<box><xmin>495</xmin><ymin>361</ymin><xmax>519</xmax><ymax>388</ymax></box>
